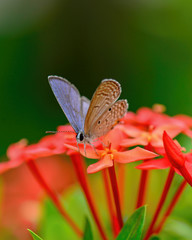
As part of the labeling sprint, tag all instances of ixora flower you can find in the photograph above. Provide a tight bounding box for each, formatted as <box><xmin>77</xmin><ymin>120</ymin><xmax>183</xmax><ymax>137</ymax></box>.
<box><xmin>142</xmin><ymin>131</ymin><xmax>192</xmax><ymax>240</ymax></box>
<box><xmin>119</xmin><ymin>106</ymin><xmax>187</xmax><ymax>148</ymax></box>
<box><xmin>2</xmin><ymin>125</ymin><xmax>76</xmax><ymax>174</ymax></box>
<box><xmin>174</xmin><ymin>114</ymin><xmax>192</xmax><ymax>137</ymax></box>
<box><xmin>1</xmin><ymin>138</ymin><xmax>56</xmax><ymax>174</ymax></box>
<box><xmin>1</xmin><ymin>104</ymin><xmax>192</xmax><ymax>240</ymax></box>
<box><xmin>0</xmin><ymin>156</ymin><xmax>76</xmax><ymax>240</ymax></box>
<box><xmin>64</xmin><ymin>128</ymin><xmax>158</xmax><ymax>174</ymax></box>
<box><xmin>2</xmin><ymin>125</ymin><xmax>83</xmax><ymax>238</ymax></box>
<box><xmin>137</xmin><ymin>131</ymin><xmax>192</xmax><ymax>180</ymax></box>
<box><xmin>163</xmin><ymin>131</ymin><xmax>192</xmax><ymax>186</ymax></box>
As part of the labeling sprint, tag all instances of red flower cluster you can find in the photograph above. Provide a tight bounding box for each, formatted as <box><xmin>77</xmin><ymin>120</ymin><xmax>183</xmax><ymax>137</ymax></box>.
<box><xmin>0</xmin><ymin>104</ymin><xmax>192</xmax><ymax>240</ymax></box>
<box><xmin>1</xmin><ymin>125</ymin><xmax>75</xmax><ymax>174</ymax></box>
<box><xmin>65</xmin><ymin>127</ymin><xmax>157</xmax><ymax>174</ymax></box>
<box><xmin>4</xmin><ymin>105</ymin><xmax>191</xmax><ymax>177</ymax></box>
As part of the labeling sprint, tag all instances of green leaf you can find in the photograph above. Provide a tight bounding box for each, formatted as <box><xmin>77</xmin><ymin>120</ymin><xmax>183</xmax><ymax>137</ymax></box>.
<box><xmin>116</xmin><ymin>206</ymin><xmax>146</xmax><ymax>240</ymax></box>
<box><xmin>150</xmin><ymin>236</ymin><xmax>160</xmax><ymax>240</ymax></box>
<box><xmin>28</xmin><ymin>229</ymin><xmax>43</xmax><ymax>240</ymax></box>
<box><xmin>83</xmin><ymin>218</ymin><xmax>93</xmax><ymax>240</ymax></box>
<box><xmin>39</xmin><ymin>188</ymin><xmax>100</xmax><ymax>240</ymax></box>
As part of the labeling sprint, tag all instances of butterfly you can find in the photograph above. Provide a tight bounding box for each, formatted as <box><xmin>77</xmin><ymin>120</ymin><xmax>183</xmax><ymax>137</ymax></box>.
<box><xmin>48</xmin><ymin>76</ymin><xmax>128</xmax><ymax>152</ymax></box>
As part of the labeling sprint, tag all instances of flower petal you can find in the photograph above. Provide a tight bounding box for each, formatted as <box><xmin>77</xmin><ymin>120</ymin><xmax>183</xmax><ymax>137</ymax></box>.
<box><xmin>185</xmin><ymin>152</ymin><xmax>192</xmax><ymax>163</ymax></box>
<box><xmin>175</xmin><ymin>114</ymin><xmax>192</xmax><ymax>127</ymax></box>
<box><xmin>87</xmin><ymin>155</ymin><xmax>113</xmax><ymax>174</ymax></box>
<box><xmin>184</xmin><ymin>129</ymin><xmax>192</xmax><ymax>138</ymax></box>
<box><xmin>119</xmin><ymin>125</ymin><xmax>144</xmax><ymax>138</ymax></box>
<box><xmin>25</xmin><ymin>145</ymin><xmax>60</xmax><ymax>159</ymax></box>
<box><xmin>7</xmin><ymin>139</ymin><xmax>27</xmax><ymax>160</ymax></box>
<box><xmin>114</xmin><ymin>147</ymin><xmax>158</xmax><ymax>163</ymax></box>
<box><xmin>102</xmin><ymin>127</ymin><xmax>126</xmax><ymax>149</ymax></box>
<box><xmin>184</xmin><ymin>161</ymin><xmax>192</xmax><ymax>175</ymax></box>
<box><xmin>153</xmin><ymin>124</ymin><xmax>184</xmax><ymax>139</ymax></box>
<box><xmin>136</xmin><ymin>158</ymin><xmax>170</xmax><ymax>170</ymax></box>
<box><xmin>0</xmin><ymin>160</ymin><xmax>24</xmax><ymax>174</ymax></box>
<box><xmin>64</xmin><ymin>143</ymin><xmax>100</xmax><ymax>159</ymax></box>
<box><xmin>121</xmin><ymin>112</ymin><xmax>136</xmax><ymax>125</ymax></box>
<box><xmin>136</xmin><ymin>107</ymin><xmax>155</xmax><ymax>124</ymax></box>
<box><xmin>120</xmin><ymin>137</ymin><xmax>148</xmax><ymax>148</ymax></box>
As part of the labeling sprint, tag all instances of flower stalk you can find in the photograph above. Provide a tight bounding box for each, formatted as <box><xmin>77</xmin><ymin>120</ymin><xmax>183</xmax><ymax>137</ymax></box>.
<box><xmin>70</xmin><ymin>153</ymin><xmax>108</xmax><ymax>240</ymax></box>
<box><xmin>26</xmin><ymin>160</ymin><xmax>83</xmax><ymax>238</ymax></box>
<box><xmin>108</xmin><ymin>163</ymin><xmax>123</xmax><ymax>230</ymax></box>
<box><xmin>118</xmin><ymin>164</ymin><xmax>126</xmax><ymax>212</ymax></box>
<box><xmin>136</xmin><ymin>144</ymin><xmax>153</xmax><ymax>208</ymax></box>
<box><xmin>154</xmin><ymin>180</ymin><xmax>187</xmax><ymax>234</ymax></box>
<box><xmin>144</xmin><ymin>168</ymin><xmax>175</xmax><ymax>240</ymax></box>
<box><xmin>102</xmin><ymin>169</ymin><xmax>119</xmax><ymax>237</ymax></box>
<box><xmin>136</xmin><ymin>169</ymin><xmax>149</xmax><ymax>209</ymax></box>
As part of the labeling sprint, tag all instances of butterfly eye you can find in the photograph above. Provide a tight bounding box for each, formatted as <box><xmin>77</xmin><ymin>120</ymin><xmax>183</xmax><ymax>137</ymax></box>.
<box><xmin>76</xmin><ymin>132</ymin><xmax>84</xmax><ymax>142</ymax></box>
<box><xmin>79</xmin><ymin>132</ymin><xmax>84</xmax><ymax>141</ymax></box>
<box><xmin>109</xmin><ymin>108</ymin><xmax>111</xmax><ymax>111</ymax></box>
<box><xmin>98</xmin><ymin>120</ymin><xmax>101</xmax><ymax>124</ymax></box>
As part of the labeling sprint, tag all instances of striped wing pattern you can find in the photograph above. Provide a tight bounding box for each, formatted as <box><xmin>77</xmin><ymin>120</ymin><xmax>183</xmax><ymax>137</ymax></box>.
<box><xmin>84</xmin><ymin>79</ymin><xmax>121</xmax><ymax>134</ymax></box>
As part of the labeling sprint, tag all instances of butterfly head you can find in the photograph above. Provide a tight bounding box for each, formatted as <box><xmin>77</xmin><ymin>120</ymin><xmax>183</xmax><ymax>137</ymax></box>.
<box><xmin>76</xmin><ymin>131</ymin><xmax>85</xmax><ymax>143</ymax></box>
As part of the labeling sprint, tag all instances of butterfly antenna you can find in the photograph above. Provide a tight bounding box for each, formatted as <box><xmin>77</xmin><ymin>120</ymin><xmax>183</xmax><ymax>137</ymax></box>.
<box><xmin>46</xmin><ymin>130</ymin><xmax>76</xmax><ymax>134</ymax></box>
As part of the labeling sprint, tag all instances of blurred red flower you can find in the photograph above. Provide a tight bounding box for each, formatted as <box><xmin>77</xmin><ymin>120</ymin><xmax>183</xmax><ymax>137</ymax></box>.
<box><xmin>0</xmin><ymin>125</ymin><xmax>78</xmax><ymax>240</ymax></box>
<box><xmin>120</xmin><ymin>107</ymin><xmax>186</xmax><ymax>148</ymax></box>
<box><xmin>174</xmin><ymin>114</ymin><xmax>192</xmax><ymax>137</ymax></box>
<box><xmin>137</xmin><ymin>132</ymin><xmax>192</xmax><ymax>181</ymax></box>
<box><xmin>0</xmin><ymin>125</ymin><xmax>75</xmax><ymax>174</ymax></box>
<box><xmin>0</xmin><ymin>155</ymin><xmax>76</xmax><ymax>240</ymax></box>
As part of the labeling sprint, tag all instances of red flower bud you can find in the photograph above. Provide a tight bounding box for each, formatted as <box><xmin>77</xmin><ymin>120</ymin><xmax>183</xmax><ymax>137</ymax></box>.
<box><xmin>163</xmin><ymin>131</ymin><xmax>185</xmax><ymax>169</ymax></box>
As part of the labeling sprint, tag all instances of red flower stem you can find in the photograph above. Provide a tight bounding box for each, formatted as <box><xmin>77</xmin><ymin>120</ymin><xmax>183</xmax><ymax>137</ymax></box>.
<box><xmin>154</xmin><ymin>180</ymin><xmax>187</xmax><ymax>234</ymax></box>
<box><xmin>143</xmin><ymin>168</ymin><xmax>175</xmax><ymax>240</ymax></box>
<box><xmin>118</xmin><ymin>164</ymin><xmax>125</xmax><ymax>211</ymax></box>
<box><xmin>26</xmin><ymin>160</ymin><xmax>83</xmax><ymax>238</ymax></box>
<box><xmin>136</xmin><ymin>143</ymin><xmax>153</xmax><ymax>209</ymax></box>
<box><xmin>179</xmin><ymin>166</ymin><xmax>192</xmax><ymax>187</ymax></box>
<box><xmin>102</xmin><ymin>169</ymin><xmax>119</xmax><ymax>238</ymax></box>
<box><xmin>108</xmin><ymin>164</ymin><xmax>123</xmax><ymax>229</ymax></box>
<box><xmin>136</xmin><ymin>169</ymin><xmax>149</xmax><ymax>209</ymax></box>
<box><xmin>70</xmin><ymin>154</ymin><xmax>108</xmax><ymax>240</ymax></box>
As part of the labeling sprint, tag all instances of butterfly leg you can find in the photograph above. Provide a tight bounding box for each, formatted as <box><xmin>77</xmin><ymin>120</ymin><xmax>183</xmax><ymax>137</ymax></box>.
<box><xmin>88</xmin><ymin>141</ymin><xmax>99</xmax><ymax>156</ymax></box>
<box><xmin>76</xmin><ymin>142</ymin><xmax>81</xmax><ymax>153</ymax></box>
<box><xmin>92</xmin><ymin>138</ymin><xmax>99</xmax><ymax>143</ymax></box>
<box><xmin>94</xmin><ymin>138</ymin><xmax>109</xmax><ymax>149</ymax></box>
<box><xmin>84</xmin><ymin>143</ymin><xmax>87</xmax><ymax>156</ymax></box>
<box><xmin>92</xmin><ymin>138</ymin><xmax>107</xmax><ymax>148</ymax></box>
<box><xmin>100</xmin><ymin>140</ymin><xmax>108</xmax><ymax>148</ymax></box>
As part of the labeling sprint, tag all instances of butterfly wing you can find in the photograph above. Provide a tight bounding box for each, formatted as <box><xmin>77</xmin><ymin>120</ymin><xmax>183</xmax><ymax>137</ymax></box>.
<box><xmin>84</xmin><ymin>79</ymin><xmax>122</xmax><ymax>134</ymax></box>
<box><xmin>87</xmin><ymin>100</ymin><xmax>128</xmax><ymax>139</ymax></box>
<box><xmin>48</xmin><ymin>76</ymin><xmax>83</xmax><ymax>133</ymax></box>
<box><xmin>81</xmin><ymin>96</ymin><xmax>90</xmax><ymax>124</ymax></box>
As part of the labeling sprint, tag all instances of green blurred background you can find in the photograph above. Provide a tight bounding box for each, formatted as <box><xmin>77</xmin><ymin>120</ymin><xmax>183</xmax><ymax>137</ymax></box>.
<box><xmin>0</xmin><ymin>0</ymin><xmax>192</xmax><ymax>156</ymax></box>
